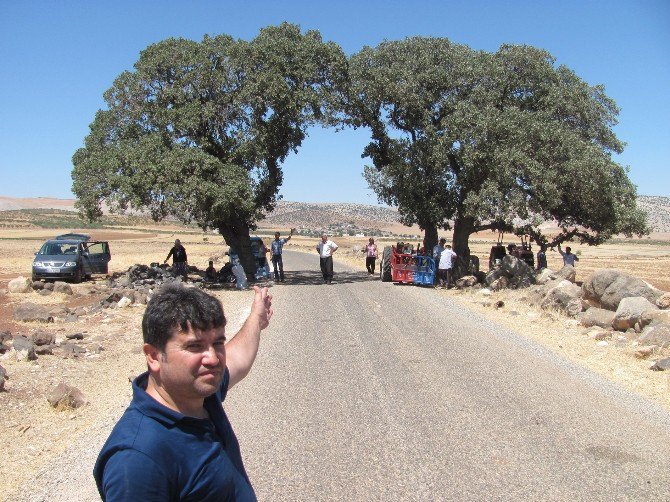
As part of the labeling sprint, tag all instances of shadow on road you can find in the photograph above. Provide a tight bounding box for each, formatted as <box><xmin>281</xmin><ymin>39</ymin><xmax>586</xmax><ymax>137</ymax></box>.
<box><xmin>276</xmin><ymin>269</ymin><xmax>378</xmax><ymax>286</ymax></box>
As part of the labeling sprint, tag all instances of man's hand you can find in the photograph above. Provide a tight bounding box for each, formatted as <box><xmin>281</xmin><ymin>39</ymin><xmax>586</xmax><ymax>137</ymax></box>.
<box><xmin>251</xmin><ymin>286</ymin><xmax>273</xmax><ymax>330</ymax></box>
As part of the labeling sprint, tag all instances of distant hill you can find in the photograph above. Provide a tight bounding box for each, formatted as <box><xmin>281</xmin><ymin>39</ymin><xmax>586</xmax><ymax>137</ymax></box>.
<box><xmin>1</xmin><ymin>195</ymin><xmax>669</xmax><ymax>234</ymax></box>
<box><xmin>635</xmin><ymin>196</ymin><xmax>670</xmax><ymax>233</ymax></box>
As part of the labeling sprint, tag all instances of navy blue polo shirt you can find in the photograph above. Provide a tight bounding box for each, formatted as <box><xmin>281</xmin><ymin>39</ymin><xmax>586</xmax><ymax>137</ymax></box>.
<box><xmin>94</xmin><ymin>369</ymin><xmax>256</xmax><ymax>501</ymax></box>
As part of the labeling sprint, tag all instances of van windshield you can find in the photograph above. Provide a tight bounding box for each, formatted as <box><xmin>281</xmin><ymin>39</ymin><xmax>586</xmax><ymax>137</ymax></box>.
<box><xmin>37</xmin><ymin>242</ymin><xmax>78</xmax><ymax>256</ymax></box>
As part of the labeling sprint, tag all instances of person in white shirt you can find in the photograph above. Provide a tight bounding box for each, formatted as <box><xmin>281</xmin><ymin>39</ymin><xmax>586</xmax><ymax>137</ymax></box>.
<box><xmin>437</xmin><ymin>244</ymin><xmax>458</xmax><ymax>288</ymax></box>
<box><xmin>316</xmin><ymin>233</ymin><xmax>338</xmax><ymax>284</ymax></box>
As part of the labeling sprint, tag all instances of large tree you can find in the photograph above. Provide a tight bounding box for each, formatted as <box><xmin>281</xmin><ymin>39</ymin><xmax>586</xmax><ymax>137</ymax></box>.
<box><xmin>72</xmin><ymin>23</ymin><xmax>346</xmax><ymax>275</ymax></box>
<box><xmin>347</xmin><ymin>38</ymin><xmax>648</xmax><ymax>275</ymax></box>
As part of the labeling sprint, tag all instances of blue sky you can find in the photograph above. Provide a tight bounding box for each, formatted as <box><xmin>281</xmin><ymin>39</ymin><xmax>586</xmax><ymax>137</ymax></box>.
<box><xmin>1</xmin><ymin>0</ymin><xmax>668</xmax><ymax>204</ymax></box>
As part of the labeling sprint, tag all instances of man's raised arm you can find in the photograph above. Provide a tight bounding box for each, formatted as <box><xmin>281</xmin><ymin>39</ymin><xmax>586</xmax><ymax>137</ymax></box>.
<box><xmin>225</xmin><ymin>286</ymin><xmax>273</xmax><ymax>388</ymax></box>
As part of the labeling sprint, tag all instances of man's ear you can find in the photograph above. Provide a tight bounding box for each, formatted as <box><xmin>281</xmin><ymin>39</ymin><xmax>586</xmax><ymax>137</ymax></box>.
<box><xmin>144</xmin><ymin>343</ymin><xmax>162</xmax><ymax>372</ymax></box>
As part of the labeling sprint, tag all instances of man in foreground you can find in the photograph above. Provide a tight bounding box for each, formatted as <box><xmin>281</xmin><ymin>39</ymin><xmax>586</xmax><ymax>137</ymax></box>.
<box><xmin>94</xmin><ymin>283</ymin><xmax>273</xmax><ymax>501</ymax></box>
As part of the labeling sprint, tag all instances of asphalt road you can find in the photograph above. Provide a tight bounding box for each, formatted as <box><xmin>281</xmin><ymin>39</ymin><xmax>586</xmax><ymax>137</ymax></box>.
<box><xmin>226</xmin><ymin>250</ymin><xmax>670</xmax><ymax>501</ymax></box>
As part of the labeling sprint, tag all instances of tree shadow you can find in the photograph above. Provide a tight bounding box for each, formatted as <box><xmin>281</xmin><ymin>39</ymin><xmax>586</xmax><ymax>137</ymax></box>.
<box><xmin>273</xmin><ymin>269</ymin><xmax>377</xmax><ymax>286</ymax></box>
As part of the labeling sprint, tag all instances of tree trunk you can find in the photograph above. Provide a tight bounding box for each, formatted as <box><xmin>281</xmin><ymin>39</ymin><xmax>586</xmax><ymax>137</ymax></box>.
<box><xmin>423</xmin><ymin>224</ymin><xmax>438</xmax><ymax>259</ymax></box>
<box><xmin>218</xmin><ymin>222</ymin><xmax>256</xmax><ymax>279</ymax></box>
<box><xmin>452</xmin><ymin>216</ymin><xmax>475</xmax><ymax>279</ymax></box>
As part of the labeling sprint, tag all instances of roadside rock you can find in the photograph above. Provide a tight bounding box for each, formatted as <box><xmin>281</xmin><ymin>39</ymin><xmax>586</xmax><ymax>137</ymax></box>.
<box><xmin>30</xmin><ymin>331</ymin><xmax>55</xmax><ymax>346</ymax></box>
<box><xmin>638</xmin><ymin>323</ymin><xmax>670</xmax><ymax>348</ymax></box>
<box><xmin>612</xmin><ymin>297</ymin><xmax>658</xmax><ymax>331</ymax></box>
<box><xmin>0</xmin><ymin>364</ymin><xmax>7</xmax><ymax>391</ymax></box>
<box><xmin>32</xmin><ymin>281</ymin><xmax>44</xmax><ymax>290</ymax></box>
<box><xmin>555</xmin><ymin>265</ymin><xmax>576</xmax><ymax>283</ymax></box>
<box><xmin>59</xmin><ymin>343</ymin><xmax>87</xmax><ymax>358</ymax></box>
<box><xmin>656</xmin><ymin>293</ymin><xmax>670</xmax><ymax>310</ymax></box>
<box><xmin>639</xmin><ymin>310</ymin><xmax>670</xmax><ymax>329</ymax></box>
<box><xmin>8</xmin><ymin>276</ymin><xmax>32</xmax><ymax>294</ymax></box>
<box><xmin>579</xmin><ymin>308</ymin><xmax>616</xmax><ymax>329</ymax></box>
<box><xmin>582</xmin><ymin>269</ymin><xmax>662</xmax><ymax>311</ymax></box>
<box><xmin>47</xmin><ymin>382</ymin><xmax>87</xmax><ymax>409</ymax></box>
<box><xmin>12</xmin><ymin>336</ymin><xmax>37</xmax><ymax>361</ymax></box>
<box><xmin>587</xmin><ymin>328</ymin><xmax>611</xmax><ymax>341</ymax></box>
<box><xmin>635</xmin><ymin>346</ymin><xmax>657</xmax><ymax>359</ymax></box>
<box><xmin>541</xmin><ymin>280</ymin><xmax>583</xmax><ymax>316</ymax></box>
<box><xmin>117</xmin><ymin>297</ymin><xmax>133</xmax><ymax>308</ymax></box>
<box><xmin>535</xmin><ymin>268</ymin><xmax>556</xmax><ymax>285</ymax></box>
<box><xmin>650</xmin><ymin>358</ymin><xmax>670</xmax><ymax>372</ymax></box>
<box><xmin>53</xmin><ymin>281</ymin><xmax>73</xmax><ymax>295</ymax></box>
<box><xmin>13</xmin><ymin>303</ymin><xmax>54</xmax><ymax>323</ymax></box>
<box><xmin>455</xmin><ymin>276</ymin><xmax>478</xmax><ymax>289</ymax></box>
<box><xmin>501</xmin><ymin>256</ymin><xmax>536</xmax><ymax>288</ymax></box>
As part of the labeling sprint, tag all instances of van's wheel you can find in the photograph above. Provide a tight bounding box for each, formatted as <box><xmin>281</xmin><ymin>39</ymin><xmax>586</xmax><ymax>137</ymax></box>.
<box><xmin>85</xmin><ymin>274</ymin><xmax>92</xmax><ymax>281</ymax></box>
<box><xmin>73</xmin><ymin>268</ymin><xmax>82</xmax><ymax>284</ymax></box>
<box><xmin>380</xmin><ymin>246</ymin><xmax>392</xmax><ymax>282</ymax></box>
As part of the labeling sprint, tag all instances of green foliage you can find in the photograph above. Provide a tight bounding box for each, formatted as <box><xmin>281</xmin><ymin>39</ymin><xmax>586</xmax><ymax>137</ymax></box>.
<box><xmin>347</xmin><ymin>38</ymin><xmax>649</xmax><ymax>255</ymax></box>
<box><xmin>72</xmin><ymin>23</ymin><xmax>346</xmax><ymax>273</ymax></box>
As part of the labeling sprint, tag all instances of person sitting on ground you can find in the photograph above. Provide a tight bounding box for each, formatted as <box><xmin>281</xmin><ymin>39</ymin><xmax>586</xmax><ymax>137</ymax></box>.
<box><xmin>205</xmin><ymin>261</ymin><xmax>218</xmax><ymax>282</ymax></box>
<box><xmin>557</xmin><ymin>243</ymin><xmax>579</xmax><ymax>267</ymax></box>
<box><xmin>218</xmin><ymin>262</ymin><xmax>234</xmax><ymax>283</ymax></box>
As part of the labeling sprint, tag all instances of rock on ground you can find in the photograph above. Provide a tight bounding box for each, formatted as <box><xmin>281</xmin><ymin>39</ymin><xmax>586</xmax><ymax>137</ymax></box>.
<box><xmin>582</xmin><ymin>269</ymin><xmax>663</xmax><ymax>311</ymax></box>
<box><xmin>612</xmin><ymin>296</ymin><xmax>658</xmax><ymax>331</ymax></box>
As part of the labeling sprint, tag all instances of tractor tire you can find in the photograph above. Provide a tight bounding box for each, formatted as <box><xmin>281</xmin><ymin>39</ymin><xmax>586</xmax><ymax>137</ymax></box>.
<box><xmin>380</xmin><ymin>246</ymin><xmax>392</xmax><ymax>282</ymax></box>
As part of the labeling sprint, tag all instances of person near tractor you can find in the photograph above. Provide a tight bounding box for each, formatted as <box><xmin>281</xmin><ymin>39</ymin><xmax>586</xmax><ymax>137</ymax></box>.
<box><xmin>164</xmin><ymin>239</ymin><xmax>188</xmax><ymax>278</ymax></box>
<box><xmin>557</xmin><ymin>243</ymin><xmax>579</xmax><ymax>267</ymax></box>
<box><xmin>316</xmin><ymin>233</ymin><xmax>338</xmax><ymax>284</ymax></box>
<box><xmin>271</xmin><ymin>229</ymin><xmax>293</xmax><ymax>282</ymax></box>
<box><xmin>362</xmin><ymin>237</ymin><xmax>378</xmax><ymax>275</ymax></box>
<box><xmin>432</xmin><ymin>238</ymin><xmax>446</xmax><ymax>284</ymax></box>
<box><xmin>437</xmin><ymin>244</ymin><xmax>458</xmax><ymax>288</ymax></box>
<box><xmin>94</xmin><ymin>283</ymin><xmax>273</xmax><ymax>501</ymax></box>
<box><xmin>536</xmin><ymin>245</ymin><xmax>548</xmax><ymax>270</ymax></box>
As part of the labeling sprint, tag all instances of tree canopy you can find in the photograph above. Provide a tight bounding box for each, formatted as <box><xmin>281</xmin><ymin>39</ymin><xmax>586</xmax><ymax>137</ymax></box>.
<box><xmin>72</xmin><ymin>23</ymin><xmax>346</xmax><ymax>274</ymax></box>
<box><xmin>346</xmin><ymin>37</ymin><xmax>648</xmax><ymax>273</ymax></box>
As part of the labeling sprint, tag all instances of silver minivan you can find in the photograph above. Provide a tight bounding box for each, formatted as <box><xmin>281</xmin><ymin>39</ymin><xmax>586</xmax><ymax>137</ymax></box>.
<box><xmin>32</xmin><ymin>234</ymin><xmax>111</xmax><ymax>283</ymax></box>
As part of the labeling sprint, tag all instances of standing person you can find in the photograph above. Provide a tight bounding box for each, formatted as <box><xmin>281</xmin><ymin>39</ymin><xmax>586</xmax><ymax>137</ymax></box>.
<box><xmin>362</xmin><ymin>237</ymin><xmax>378</xmax><ymax>275</ymax></box>
<box><xmin>557</xmin><ymin>243</ymin><xmax>579</xmax><ymax>267</ymax></box>
<box><xmin>316</xmin><ymin>233</ymin><xmax>338</xmax><ymax>284</ymax></box>
<box><xmin>270</xmin><ymin>229</ymin><xmax>293</xmax><ymax>282</ymax></box>
<box><xmin>437</xmin><ymin>244</ymin><xmax>458</xmax><ymax>288</ymax></box>
<box><xmin>432</xmin><ymin>238</ymin><xmax>446</xmax><ymax>284</ymax></box>
<box><xmin>164</xmin><ymin>238</ymin><xmax>188</xmax><ymax>278</ymax></box>
<box><xmin>536</xmin><ymin>245</ymin><xmax>548</xmax><ymax>271</ymax></box>
<box><xmin>94</xmin><ymin>283</ymin><xmax>273</xmax><ymax>501</ymax></box>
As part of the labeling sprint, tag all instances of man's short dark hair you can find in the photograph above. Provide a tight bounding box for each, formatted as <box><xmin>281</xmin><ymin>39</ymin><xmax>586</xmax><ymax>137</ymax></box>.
<box><xmin>142</xmin><ymin>284</ymin><xmax>226</xmax><ymax>352</ymax></box>
<box><xmin>439</xmin><ymin>238</ymin><xmax>447</xmax><ymax>244</ymax></box>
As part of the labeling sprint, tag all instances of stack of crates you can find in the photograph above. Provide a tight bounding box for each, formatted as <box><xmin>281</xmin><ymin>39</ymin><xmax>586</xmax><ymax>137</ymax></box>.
<box><xmin>391</xmin><ymin>247</ymin><xmax>435</xmax><ymax>285</ymax></box>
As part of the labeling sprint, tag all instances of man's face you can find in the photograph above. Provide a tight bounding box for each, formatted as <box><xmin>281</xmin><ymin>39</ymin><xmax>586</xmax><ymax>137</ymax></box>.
<box><xmin>150</xmin><ymin>325</ymin><xmax>227</xmax><ymax>401</ymax></box>
<box><xmin>321</xmin><ymin>234</ymin><xmax>327</xmax><ymax>242</ymax></box>
<box><xmin>275</xmin><ymin>233</ymin><xmax>280</xmax><ymax>240</ymax></box>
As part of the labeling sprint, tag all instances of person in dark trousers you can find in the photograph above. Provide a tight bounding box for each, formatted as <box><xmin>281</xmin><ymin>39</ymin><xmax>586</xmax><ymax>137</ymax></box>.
<box><xmin>164</xmin><ymin>239</ymin><xmax>188</xmax><ymax>278</ymax></box>
<box><xmin>270</xmin><ymin>229</ymin><xmax>293</xmax><ymax>282</ymax></box>
<box><xmin>536</xmin><ymin>245</ymin><xmax>548</xmax><ymax>270</ymax></box>
<box><xmin>316</xmin><ymin>233</ymin><xmax>338</xmax><ymax>284</ymax></box>
<box><xmin>94</xmin><ymin>283</ymin><xmax>273</xmax><ymax>501</ymax></box>
<box><xmin>362</xmin><ymin>237</ymin><xmax>378</xmax><ymax>275</ymax></box>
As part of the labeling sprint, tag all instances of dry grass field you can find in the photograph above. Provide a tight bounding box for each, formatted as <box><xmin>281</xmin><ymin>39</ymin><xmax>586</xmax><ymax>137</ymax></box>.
<box><xmin>0</xmin><ymin>223</ymin><xmax>669</xmax><ymax>500</ymax></box>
